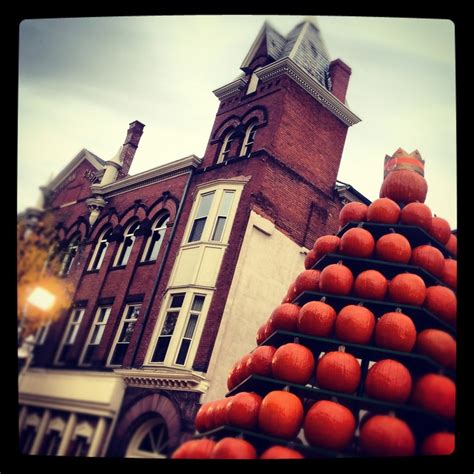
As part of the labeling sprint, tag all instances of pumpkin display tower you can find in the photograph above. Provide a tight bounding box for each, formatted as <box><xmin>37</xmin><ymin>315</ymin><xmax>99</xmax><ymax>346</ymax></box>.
<box><xmin>170</xmin><ymin>148</ymin><xmax>456</xmax><ymax>458</ymax></box>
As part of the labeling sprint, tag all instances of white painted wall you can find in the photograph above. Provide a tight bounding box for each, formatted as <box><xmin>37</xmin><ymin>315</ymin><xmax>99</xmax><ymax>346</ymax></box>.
<box><xmin>202</xmin><ymin>210</ymin><xmax>308</xmax><ymax>403</ymax></box>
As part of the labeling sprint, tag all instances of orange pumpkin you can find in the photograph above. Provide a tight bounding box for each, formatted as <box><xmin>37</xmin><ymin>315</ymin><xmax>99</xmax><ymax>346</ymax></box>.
<box><xmin>412</xmin><ymin>374</ymin><xmax>456</xmax><ymax>420</ymax></box>
<box><xmin>335</xmin><ymin>304</ymin><xmax>376</xmax><ymax>344</ymax></box>
<box><xmin>316</xmin><ymin>351</ymin><xmax>361</xmax><ymax>393</ymax></box>
<box><xmin>388</xmin><ymin>273</ymin><xmax>426</xmax><ymax>306</ymax></box>
<box><xmin>359</xmin><ymin>415</ymin><xmax>415</xmax><ymax>456</ymax></box>
<box><xmin>445</xmin><ymin>233</ymin><xmax>457</xmax><ymax>257</ymax></box>
<box><xmin>172</xmin><ymin>438</ymin><xmax>216</xmax><ymax>459</ymax></box>
<box><xmin>424</xmin><ymin>285</ymin><xmax>457</xmax><ymax>326</ymax></box>
<box><xmin>375</xmin><ymin>233</ymin><xmax>412</xmax><ymax>263</ymax></box>
<box><xmin>282</xmin><ymin>281</ymin><xmax>297</xmax><ymax>303</ymax></box>
<box><xmin>268</xmin><ymin>303</ymin><xmax>300</xmax><ymax>332</ymax></box>
<box><xmin>211</xmin><ymin>437</ymin><xmax>257</xmax><ymax>459</ymax></box>
<box><xmin>374</xmin><ymin>311</ymin><xmax>417</xmax><ymax>352</ymax></box>
<box><xmin>225</xmin><ymin>392</ymin><xmax>262</xmax><ymax>430</ymax></box>
<box><xmin>271</xmin><ymin>343</ymin><xmax>315</xmax><ymax>385</ymax></box>
<box><xmin>319</xmin><ymin>263</ymin><xmax>354</xmax><ymax>295</ymax></box>
<box><xmin>304</xmin><ymin>248</ymin><xmax>319</xmax><ymax>270</ymax></box>
<box><xmin>256</xmin><ymin>320</ymin><xmax>272</xmax><ymax>345</ymax></box>
<box><xmin>365</xmin><ymin>359</ymin><xmax>413</xmax><ymax>403</ymax></box>
<box><xmin>380</xmin><ymin>169</ymin><xmax>428</xmax><ymax>204</ymax></box>
<box><xmin>205</xmin><ymin>401</ymin><xmax>218</xmax><ymax>431</ymax></box>
<box><xmin>353</xmin><ymin>269</ymin><xmax>388</xmax><ymax>301</ymax></box>
<box><xmin>429</xmin><ymin>216</ymin><xmax>451</xmax><ymax>244</ymax></box>
<box><xmin>441</xmin><ymin>258</ymin><xmax>457</xmax><ymax>290</ymax></box>
<box><xmin>294</xmin><ymin>269</ymin><xmax>321</xmax><ymax>294</ymax></box>
<box><xmin>313</xmin><ymin>235</ymin><xmax>341</xmax><ymax>258</ymax></box>
<box><xmin>297</xmin><ymin>300</ymin><xmax>337</xmax><ymax>337</ymax></box>
<box><xmin>410</xmin><ymin>245</ymin><xmax>445</xmax><ymax>278</ymax></box>
<box><xmin>339</xmin><ymin>202</ymin><xmax>368</xmax><ymax>227</ymax></box>
<box><xmin>212</xmin><ymin>398</ymin><xmax>231</xmax><ymax>428</ymax></box>
<box><xmin>195</xmin><ymin>402</ymin><xmax>212</xmax><ymax>433</ymax></box>
<box><xmin>247</xmin><ymin>345</ymin><xmax>276</xmax><ymax>377</ymax></box>
<box><xmin>416</xmin><ymin>328</ymin><xmax>456</xmax><ymax>370</ymax></box>
<box><xmin>304</xmin><ymin>400</ymin><xmax>356</xmax><ymax>450</ymax></box>
<box><xmin>367</xmin><ymin>198</ymin><xmax>401</xmax><ymax>224</ymax></box>
<box><xmin>232</xmin><ymin>353</ymin><xmax>252</xmax><ymax>387</ymax></box>
<box><xmin>260</xmin><ymin>446</ymin><xmax>304</xmax><ymax>459</ymax></box>
<box><xmin>400</xmin><ymin>202</ymin><xmax>432</xmax><ymax>232</ymax></box>
<box><xmin>420</xmin><ymin>432</ymin><xmax>455</xmax><ymax>455</ymax></box>
<box><xmin>258</xmin><ymin>391</ymin><xmax>304</xmax><ymax>439</ymax></box>
<box><xmin>339</xmin><ymin>227</ymin><xmax>375</xmax><ymax>258</ymax></box>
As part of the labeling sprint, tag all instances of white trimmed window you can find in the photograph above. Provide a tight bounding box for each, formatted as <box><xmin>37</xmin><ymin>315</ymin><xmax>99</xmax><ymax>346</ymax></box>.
<box><xmin>240</xmin><ymin>122</ymin><xmax>257</xmax><ymax>157</ymax></box>
<box><xmin>35</xmin><ymin>321</ymin><xmax>51</xmax><ymax>346</ymax></box>
<box><xmin>61</xmin><ymin>233</ymin><xmax>81</xmax><ymax>276</ymax></box>
<box><xmin>88</xmin><ymin>226</ymin><xmax>113</xmax><ymax>271</ymax></box>
<box><xmin>80</xmin><ymin>306</ymin><xmax>112</xmax><ymax>366</ymax></box>
<box><xmin>114</xmin><ymin>220</ymin><xmax>140</xmax><ymax>267</ymax></box>
<box><xmin>146</xmin><ymin>290</ymin><xmax>211</xmax><ymax>368</ymax></box>
<box><xmin>55</xmin><ymin>308</ymin><xmax>85</xmax><ymax>364</ymax></box>
<box><xmin>108</xmin><ymin>304</ymin><xmax>141</xmax><ymax>367</ymax></box>
<box><xmin>246</xmin><ymin>71</ymin><xmax>259</xmax><ymax>95</ymax></box>
<box><xmin>126</xmin><ymin>417</ymin><xmax>169</xmax><ymax>458</ymax></box>
<box><xmin>210</xmin><ymin>190</ymin><xmax>235</xmax><ymax>242</ymax></box>
<box><xmin>188</xmin><ymin>192</ymin><xmax>215</xmax><ymax>243</ymax></box>
<box><xmin>217</xmin><ymin>130</ymin><xmax>235</xmax><ymax>164</ymax></box>
<box><xmin>141</xmin><ymin>213</ymin><xmax>170</xmax><ymax>262</ymax></box>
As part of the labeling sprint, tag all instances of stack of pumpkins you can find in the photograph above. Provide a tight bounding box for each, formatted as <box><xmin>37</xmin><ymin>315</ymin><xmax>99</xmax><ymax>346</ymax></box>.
<box><xmin>172</xmin><ymin>149</ymin><xmax>457</xmax><ymax>459</ymax></box>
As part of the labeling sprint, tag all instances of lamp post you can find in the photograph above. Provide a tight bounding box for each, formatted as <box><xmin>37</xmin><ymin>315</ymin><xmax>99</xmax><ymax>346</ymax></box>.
<box><xmin>18</xmin><ymin>286</ymin><xmax>56</xmax><ymax>386</ymax></box>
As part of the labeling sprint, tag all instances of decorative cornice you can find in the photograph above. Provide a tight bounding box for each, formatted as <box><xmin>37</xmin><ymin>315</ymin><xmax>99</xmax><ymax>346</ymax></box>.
<box><xmin>255</xmin><ymin>57</ymin><xmax>361</xmax><ymax>127</ymax></box>
<box><xmin>114</xmin><ymin>368</ymin><xmax>209</xmax><ymax>393</ymax></box>
<box><xmin>213</xmin><ymin>77</ymin><xmax>248</xmax><ymax>101</ymax></box>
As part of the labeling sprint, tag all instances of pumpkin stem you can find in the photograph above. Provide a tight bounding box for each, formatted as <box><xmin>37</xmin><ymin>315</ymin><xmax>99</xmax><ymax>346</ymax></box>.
<box><xmin>357</xmin><ymin>301</ymin><xmax>364</xmax><ymax>306</ymax></box>
<box><xmin>388</xmin><ymin>410</ymin><xmax>396</xmax><ymax>417</ymax></box>
<box><xmin>389</xmin><ymin>227</ymin><xmax>395</xmax><ymax>233</ymax></box>
<box><xmin>338</xmin><ymin>345</ymin><xmax>346</xmax><ymax>353</ymax></box>
<box><xmin>357</xmin><ymin>222</ymin><xmax>364</xmax><ymax>228</ymax></box>
<box><xmin>395</xmin><ymin>307</ymin><xmax>402</xmax><ymax>313</ymax></box>
<box><xmin>320</xmin><ymin>296</ymin><xmax>327</xmax><ymax>303</ymax></box>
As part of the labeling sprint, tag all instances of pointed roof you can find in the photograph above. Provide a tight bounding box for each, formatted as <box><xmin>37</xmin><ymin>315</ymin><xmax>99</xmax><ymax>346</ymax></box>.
<box><xmin>241</xmin><ymin>18</ymin><xmax>332</xmax><ymax>90</ymax></box>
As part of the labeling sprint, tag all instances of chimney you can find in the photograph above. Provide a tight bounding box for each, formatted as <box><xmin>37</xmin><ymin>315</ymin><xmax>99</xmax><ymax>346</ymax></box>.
<box><xmin>329</xmin><ymin>59</ymin><xmax>352</xmax><ymax>103</ymax></box>
<box><xmin>117</xmin><ymin>120</ymin><xmax>145</xmax><ymax>178</ymax></box>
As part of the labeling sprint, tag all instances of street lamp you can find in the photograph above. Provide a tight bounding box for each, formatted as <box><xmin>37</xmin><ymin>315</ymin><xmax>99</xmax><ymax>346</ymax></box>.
<box><xmin>18</xmin><ymin>286</ymin><xmax>56</xmax><ymax>386</ymax></box>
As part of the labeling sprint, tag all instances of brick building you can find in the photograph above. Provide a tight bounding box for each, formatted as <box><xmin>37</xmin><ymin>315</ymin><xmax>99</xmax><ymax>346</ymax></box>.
<box><xmin>18</xmin><ymin>19</ymin><xmax>368</xmax><ymax>458</ymax></box>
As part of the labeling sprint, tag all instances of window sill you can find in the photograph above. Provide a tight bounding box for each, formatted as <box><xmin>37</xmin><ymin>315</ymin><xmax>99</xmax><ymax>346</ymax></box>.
<box><xmin>108</xmin><ymin>265</ymin><xmax>128</xmax><ymax>272</ymax></box>
<box><xmin>137</xmin><ymin>260</ymin><xmax>157</xmax><ymax>267</ymax></box>
<box><xmin>84</xmin><ymin>269</ymin><xmax>100</xmax><ymax>275</ymax></box>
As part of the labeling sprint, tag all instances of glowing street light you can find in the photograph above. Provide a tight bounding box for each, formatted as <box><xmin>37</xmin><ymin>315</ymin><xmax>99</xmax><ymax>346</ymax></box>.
<box><xmin>27</xmin><ymin>287</ymin><xmax>56</xmax><ymax>311</ymax></box>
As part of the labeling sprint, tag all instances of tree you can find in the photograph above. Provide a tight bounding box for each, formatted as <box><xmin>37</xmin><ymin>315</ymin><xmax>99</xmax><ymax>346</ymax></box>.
<box><xmin>17</xmin><ymin>211</ymin><xmax>75</xmax><ymax>341</ymax></box>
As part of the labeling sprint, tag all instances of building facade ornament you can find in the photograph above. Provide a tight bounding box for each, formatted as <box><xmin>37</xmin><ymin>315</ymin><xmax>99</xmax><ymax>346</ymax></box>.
<box><xmin>86</xmin><ymin>196</ymin><xmax>108</xmax><ymax>226</ymax></box>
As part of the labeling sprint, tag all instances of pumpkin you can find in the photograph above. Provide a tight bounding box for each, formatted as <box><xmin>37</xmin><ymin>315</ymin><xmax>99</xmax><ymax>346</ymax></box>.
<box><xmin>260</xmin><ymin>446</ymin><xmax>304</xmax><ymax>459</ymax></box>
<box><xmin>268</xmin><ymin>303</ymin><xmax>300</xmax><ymax>332</ymax></box>
<box><xmin>211</xmin><ymin>437</ymin><xmax>257</xmax><ymax>459</ymax></box>
<box><xmin>365</xmin><ymin>359</ymin><xmax>413</xmax><ymax>403</ymax></box>
<box><xmin>212</xmin><ymin>398</ymin><xmax>231</xmax><ymax>428</ymax></box>
<box><xmin>374</xmin><ymin>311</ymin><xmax>417</xmax><ymax>352</ymax></box>
<box><xmin>367</xmin><ymin>198</ymin><xmax>401</xmax><ymax>224</ymax></box>
<box><xmin>258</xmin><ymin>391</ymin><xmax>304</xmax><ymax>439</ymax></box>
<box><xmin>359</xmin><ymin>415</ymin><xmax>415</xmax><ymax>456</ymax></box>
<box><xmin>445</xmin><ymin>233</ymin><xmax>457</xmax><ymax>257</ymax></box>
<box><xmin>416</xmin><ymin>329</ymin><xmax>456</xmax><ymax>370</ymax></box>
<box><xmin>424</xmin><ymin>285</ymin><xmax>457</xmax><ymax>326</ymax></box>
<box><xmin>282</xmin><ymin>282</ymin><xmax>297</xmax><ymax>303</ymax></box>
<box><xmin>335</xmin><ymin>305</ymin><xmax>376</xmax><ymax>344</ymax></box>
<box><xmin>339</xmin><ymin>202</ymin><xmax>368</xmax><ymax>227</ymax></box>
<box><xmin>388</xmin><ymin>273</ymin><xmax>426</xmax><ymax>306</ymax></box>
<box><xmin>410</xmin><ymin>245</ymin><xmax>445</xmax><ymax>278</ymax></box>
<box><xmin>313</xmin><ymin>235</ymin><xmax>341</xmax><ymax>258</ymax></box>
<box><xmin>412</xmin><ymin>373</ymin><xmax>456</xmax><ymax>420</ymax></box>
<box><xmin>195</xmin><ymin>402</ymin><xmax>212</xmax><ymax>433</ymax></box>
<box><xmin>294</xmin><ymin>269</ymin><xmax>321</xmax><ymax>294</ymax></box>
<box><xmin>339</xmin><ymin>227</ymin><xmax>375</xmax><ymax>258</ymax></box>
<box><xmin>420</xmin><ymin>432</ymin><xmax>455</xmax><ymax>455</ymax></box>
<box><xmin>225</xmin><ymin>392</ymin><xmax>262</xmax><ymax>430</ymax></box>
<box><xmin>303</xmin><ymin>400</ymin><xmax>356</xmax><ymax>450</ymax></box>
<box><xmin>304</xmin><ymin>248</ymin><xmax>319</xmax><ymax>270</ymax></box>
<box><xmin>232</xmin><ymin>353</ymin><xmax>252</xmax><ymax>388</ymax></box>
<box><xmin>205</xmin><ymin>401</ymin><xmax>218</xmax><ymax>431</ymax></box>
<box><xmin>380</xmin><ymin>169</ymin><xmax>428</xmax><ymax>204</ymax></box>
<box><xmin>297</xmin><ymin>300</ymin><xmax>337</xmax><ymax>337</ymax></box>
<box><xmin>172</xmin><ymin>438</ymin><xmax>216</xmax><ymax>459</ymax></box>
<box><xmin>429</xmin><ymin>216</ymin><xmax>451</xmax><ymax>245</ymax></box>
<box><xmin>315</xmin><ymin>351</ymin><xmax>361</xmax><ymax>393</ymax></box>
<box><xmin>319</xmin><ymin>263</ymin><xmax>354</xmax><ymax>295</ymax></box>
<box><xmin>353</xmin><ymin>269</ymin><xmax>388</xmax><ymax>301</ymax></box>
<box><xmin>256</xmin><ymin>321</ymin><xmax>272</xmax><ymax>345</ymax></box>
<box><xmin>400</xmin><ymin>202</ymin><xmax>432</xmax><ymax>232</ymax></box>
<box><xmin>441</xmin><ymin>258</ymin><xmax>457</xmax><ymax>290</ymax></box>
<box><xmin>271</xmin><ymin>343</ymin><xmax>315</xmax><ymax>385</ymax></box>
<box><xmin>375</xmin><ymin>233</ymin><xmax>412</xmax><ymax>263</ymax></box>
<box><xmin>247</xmin><ymin>345</ymin><xmax>276</xmax><ymax>377</ymax></box>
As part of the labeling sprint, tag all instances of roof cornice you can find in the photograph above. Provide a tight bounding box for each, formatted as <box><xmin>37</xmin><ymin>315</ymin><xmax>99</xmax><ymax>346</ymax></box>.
<box><xmin>255</xmin><ymin>57</ymin><xmax>361</xmax><ymax>126</ymax></box>
<box><xmin>91</xmin><ymin>154</ymin><xmax>202</xmax><ymax>196</ymax></box>
<box><xmin>213</xmin><ymin>77</ymin><xmax>248</xmax><ymax>101</ymax></box>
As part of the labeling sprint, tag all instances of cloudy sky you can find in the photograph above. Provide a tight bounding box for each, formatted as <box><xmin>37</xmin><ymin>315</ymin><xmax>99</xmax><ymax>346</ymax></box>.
<box><xmin>18</xmin><ymin>15</ymin><xmax>457</xmax><ymax>227</ymax></box>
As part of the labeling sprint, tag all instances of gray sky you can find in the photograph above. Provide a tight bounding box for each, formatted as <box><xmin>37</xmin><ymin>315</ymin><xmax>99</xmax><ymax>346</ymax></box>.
<box><xmin>18</xmin><ymin>15</ymin><xmax>457</xmax><ymax>228</ymax></box>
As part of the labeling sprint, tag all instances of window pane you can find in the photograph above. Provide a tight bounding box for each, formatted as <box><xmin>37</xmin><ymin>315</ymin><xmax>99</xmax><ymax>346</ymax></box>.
<box><xmin>93</xmin><ymin>241</ymin><xmax>108</xmax><ymax>270</ymax></box>
<box><xmin>119</xmin><ymin>237</ymin><xmax>134</xmax><ymax>265</ymax></box>
<box><xmin>175</xmin><ymin>339</ymin><xmax>191</xmax><ymax>365</ymax></box>
<box><xmin>97</xmin><ymin>307</ymin><xmax>110</xmax><ymax>323</ymax></box>
<box><xmin>110</xmin><ymin>343</ymin><xmax>127</xmax><ymax>366</ymax></box>
<box><xmin>118</xmin><ymin>320</ymin><xmax>137</xmax><ymax>343</ymax></box>
<box><xmin>126</xmin><ymin>305</ymin><xmax>141</xmax><ymax>320</ymax></box>
<box><xmin>72</xmin><ymin>310</ymin><xmax>83</xmax><ymax>323</ymax></box>
<box><xmin>196</xmin><ymin>193</ymin><xmax>214</xmax><ymax>219</ymax></box>
<box><xmin>188</xmin><ymin>218</ymin><xmax>206</xmax><ymax>242</ymax></box>
<box><xmin>82</xmin><ymin>345</ymin><xmax>97</xmax><ymax>364</ymax></box>
<box><xmin>90</xmin><ymin>324</ymin><xmax>106</xmax><ymax>345</ymax></box>
<box><xmin>147</xmin><ymin>230</ymin><xmax>163</xmax><ymax>261</ymax></box>
<box><xmin>218</xmin><ymin>191</ymin><xmax>234</xmax><ymax>217</ymax></box>
<box><xmin>191</xmin><ymin>295</ymin><xmax>205</xmax><ymax>312</ymax></box>
<box><xmin>170</xmin><ymin>294</ymin><xmax>185</xmax><ymax>308</ymax></box>
<box><xmin>183</xmin><ymin>314</ymin><xmax>199</xmax><ymax>339</ymax></box>
<box><xmin>160</xmin><ymin>312</ymin><xmax>179</xmax><ymax>336</ymax></box>
<box><xmin>152</xmin><ymin>336</ymin><xmax>171</xmax><ymax>362</ymax></box>
<box><xmin>211</xmin><ymin>216</ymin><xmax>227</xmax><ymax>241</ymax></box>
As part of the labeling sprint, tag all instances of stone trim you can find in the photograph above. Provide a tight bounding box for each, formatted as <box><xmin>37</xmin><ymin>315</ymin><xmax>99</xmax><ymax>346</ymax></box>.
<box><xmin>213</xmin><ymin>77</ymin><xmax>248</xmax><ymax>100</ymax></box>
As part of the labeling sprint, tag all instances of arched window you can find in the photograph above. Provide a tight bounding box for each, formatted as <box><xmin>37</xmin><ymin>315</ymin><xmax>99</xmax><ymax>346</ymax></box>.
<box><xmin>114</xmin><ymin>220</ymin><xmax>140</xmax><ymax>267</ymax></box>
<box><xmin>240</xmin><ymin>122</ymin><xmax>257</xmax><ymax>158</ymax></box>
<box><xmin>217</xmin><ymin>129</ymin><xmax>235</xmax><ymax>164</ymax></box>
<box><xmin>126</xmin><ymin>417</ymin><xmax>169</xmax><ymax>458</ymax></box>
<box><xmin>142</xmin><ymin>213</ymin><xmax>170</xmax><ymax>262</ymax></box>
<box><xmin>88</xmin><ymin>226</ymin><xmax>113</xmax><ymax>271</ymax></box>
<box><xmin>61</xmin><ymin>233</ymin><xmax>81</xmax><ymax>276</ymax></box>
